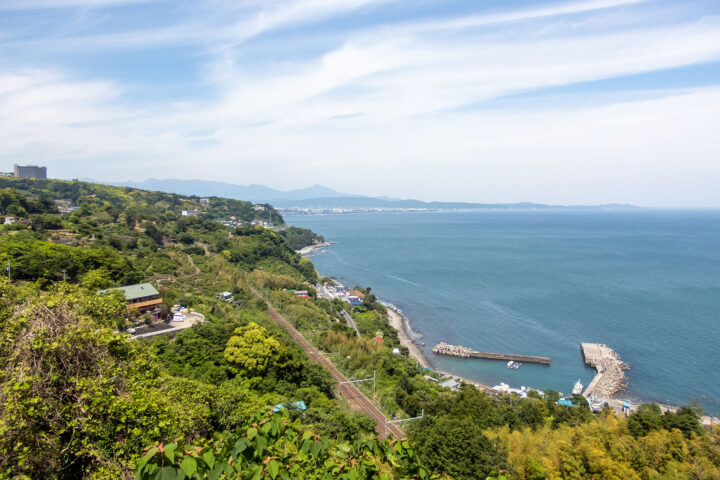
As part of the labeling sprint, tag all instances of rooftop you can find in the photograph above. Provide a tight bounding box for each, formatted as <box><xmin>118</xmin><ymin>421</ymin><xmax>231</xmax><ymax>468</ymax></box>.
<box><xmin>98</xmin><ymin>283</ymin><xmax>159</xmax><ymax>301</ymax></box>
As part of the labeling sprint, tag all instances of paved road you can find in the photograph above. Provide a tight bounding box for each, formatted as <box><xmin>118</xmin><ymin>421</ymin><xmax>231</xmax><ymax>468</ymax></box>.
<box><xmin>341</xmin><ymin>310</ymin><xmax>360</xmax><ymax>337</ymax></box>
<box><xmin>130</xmin><ymin>312</ymin><xmax>205</xmax><ymax>339</ymax></box>
<box><xmin>251</xmin><ymin>288</ymin><xmax>404</xmax><ymax>438</ymax></box>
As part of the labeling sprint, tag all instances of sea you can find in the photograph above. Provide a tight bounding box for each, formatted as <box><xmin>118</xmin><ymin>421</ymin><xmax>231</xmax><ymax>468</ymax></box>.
<box><xmin>284</xmin><ymin>209</ymin><xmax>720</xmax><ymax>415</ymax></box>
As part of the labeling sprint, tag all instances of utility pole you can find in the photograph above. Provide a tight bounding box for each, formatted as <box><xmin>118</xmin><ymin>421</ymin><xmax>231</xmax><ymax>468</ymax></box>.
<box><xmin>62</xmin><ymin>269</ymin><xmax>67</xmax><ymax>282</ymax></box>
<box><xmin>5</xmin><ymin>263</ymin><xmax>10</xmax><ymax>281</ymax></box>
<box><xmin>384</xmin><ymin>409</ymin><xmax>424</xmax><ymax>436</ymax></box>
<box><xmin>339</xmin><ymin>370</ymin><xmax>376</xmax><ymax>397</ymax></box>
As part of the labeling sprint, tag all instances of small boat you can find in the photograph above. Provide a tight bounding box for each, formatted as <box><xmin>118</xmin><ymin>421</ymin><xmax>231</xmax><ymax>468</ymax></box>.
<box><xmin>507</xmin><ymin>361</ymin><xmax>520</xmax><ymax>370</ymax></box>
<box><xmin>572</xmin><ymin>380</ymin><xmax>584</xmax><ymax>395</ymax></box>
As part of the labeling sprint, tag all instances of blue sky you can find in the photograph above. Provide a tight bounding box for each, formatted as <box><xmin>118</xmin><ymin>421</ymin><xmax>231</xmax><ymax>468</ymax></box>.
<box><xmin>1</xmin><ymin>0</ymin><xmax>719</xmax><ymax>206</ymax></box>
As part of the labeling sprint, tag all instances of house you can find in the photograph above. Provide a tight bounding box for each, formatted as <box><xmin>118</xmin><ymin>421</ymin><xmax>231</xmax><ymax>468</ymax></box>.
<box><xmin>181</xmin><ymin>209</ymin><xmax>202</xmax><ymax>217</ymax></box>
<box><xmin>293</xmin><ymin>290</ymin><xmax>310</xmax><ymax>298</ymax></box>
<box><xmin>347</xmin><ymin>295</ymin><xmax>362</xmax><ymax>306</ymax></box>
<box><xmin>199</xmin><ymin>198</ymin><xmax>210</xmax><ymax>206</ymax></box>
<box><xmin>98</xmin><ymin>283</ymin><xmax>162</xmax><ymax>312</ymax></box>
<box><xmin>253</xmin><ymin>204</ymin><xmax>265</xmax><ymax>211</ymax></box>
<box><xmin>217</xmin><ymin>291</ymin><xmax>234</xmax><ymax>302</ymax></box>
<box><xmin>349</xmin><ymin>290</ymin><xmax>366</xmax><ymax>299</ymax></box>
<box><xmin>54</xmin><ymin>199</ymin><xmax>78</xmax><ymax>214</ymax></box>
<box><xmin>373</xmin><ymin>336</ymin><xmax>385</xmax><ymax>343</ymax></box>
<box><xmin>3</xmin><ymin>216</ymin><xmax>16</xmax><ymax>225</ymax></box>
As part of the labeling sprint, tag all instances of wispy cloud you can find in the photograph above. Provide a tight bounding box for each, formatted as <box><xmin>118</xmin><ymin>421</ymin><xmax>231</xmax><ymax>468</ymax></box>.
<box><xmin>0</xmin><ymin>0</ymin><xmax>163</xmax><ymax>10</ymax></box>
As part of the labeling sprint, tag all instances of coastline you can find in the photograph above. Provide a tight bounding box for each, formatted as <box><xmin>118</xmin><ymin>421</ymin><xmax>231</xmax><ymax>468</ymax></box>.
<box><xmin>296</xmin><ymin>241</ymin><xmax>334</xmax><ymax>256</ymax></box>
<box><xmin>386</xmin><ymin>308</ymin><xmax>432</xmax><ymax>369</ymax></box>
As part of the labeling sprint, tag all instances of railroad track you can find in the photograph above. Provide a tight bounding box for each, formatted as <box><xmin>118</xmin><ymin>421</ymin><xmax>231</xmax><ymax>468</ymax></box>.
<box><xmin>250</xmin><ymin>288</ymin><xmax>404</xmax><ymax>438</ymax></box>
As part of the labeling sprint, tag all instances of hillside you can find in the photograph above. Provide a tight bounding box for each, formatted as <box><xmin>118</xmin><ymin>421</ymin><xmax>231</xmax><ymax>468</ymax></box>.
<box><xmin>0</xmin><ymin>178</ymin><xmax>717</xmax><ymax>480</ymax></box>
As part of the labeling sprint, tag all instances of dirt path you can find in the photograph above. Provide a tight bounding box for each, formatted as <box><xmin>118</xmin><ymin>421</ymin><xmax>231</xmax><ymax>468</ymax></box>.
<box><xmin>157</xmin><ymin>254</ymin><xmax>201</xmax><ymax>284</ymax></box>
<box><xmin>250</xmin><ymin>288</ymin><xmax>405</xmax><ymax>438</ymax></box>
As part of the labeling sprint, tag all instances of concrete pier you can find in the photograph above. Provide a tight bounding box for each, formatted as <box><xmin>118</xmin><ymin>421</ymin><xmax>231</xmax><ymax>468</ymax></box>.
<box><xmin>581</xmin><ymin>343</ymin><xmax>628</xmax><ymax>398</ymax></box>
<box><xmin>432</xmin><ymin>342</ymin><xmax>551</xmax><ymax>365</ymax></box>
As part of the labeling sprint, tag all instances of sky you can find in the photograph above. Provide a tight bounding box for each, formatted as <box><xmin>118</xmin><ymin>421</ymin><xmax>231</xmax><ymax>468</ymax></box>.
<box><xmin>1</xmin><ymin>0</ymin><xmax>719</xmax><ymax>206</ymax></box>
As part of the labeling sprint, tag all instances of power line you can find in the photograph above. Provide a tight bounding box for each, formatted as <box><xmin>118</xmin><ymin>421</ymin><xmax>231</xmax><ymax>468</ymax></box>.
<box><xmin>339</xmin><ymin>370</ymin><xmax>376</xmax><ymax>396</ymax></box>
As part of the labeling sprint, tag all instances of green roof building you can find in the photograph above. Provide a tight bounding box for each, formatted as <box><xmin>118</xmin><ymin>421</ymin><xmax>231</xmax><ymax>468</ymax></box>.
<box><xmin>98</xmin><ymin>283</ymin><xmax>162</xmax><ymax>311</ymax></box>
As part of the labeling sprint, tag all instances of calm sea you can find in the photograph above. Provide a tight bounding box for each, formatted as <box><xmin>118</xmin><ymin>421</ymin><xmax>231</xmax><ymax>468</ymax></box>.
<box><xmin>285</xmin><ymin>210</ymin><xmax>720</xmax><ymax>414</ymax></box>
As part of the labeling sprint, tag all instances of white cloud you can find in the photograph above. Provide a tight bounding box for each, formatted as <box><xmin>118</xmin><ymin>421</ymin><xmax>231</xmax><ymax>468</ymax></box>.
<box><xmin>0</xmin><ymin>0</ymin><xmax>719</xmax><ymax>205</ymax></box>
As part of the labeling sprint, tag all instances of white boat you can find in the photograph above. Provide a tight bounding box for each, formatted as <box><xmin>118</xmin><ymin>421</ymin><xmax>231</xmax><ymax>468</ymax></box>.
<box><xmin>572</xmin><ymin>379</ymin><xmax>584</xmax><ymax>395</ymax></box>
<box><xmin>507</xmin><ymin>361</ymin><xmax>520</xmax><ymax>370</ymax></box>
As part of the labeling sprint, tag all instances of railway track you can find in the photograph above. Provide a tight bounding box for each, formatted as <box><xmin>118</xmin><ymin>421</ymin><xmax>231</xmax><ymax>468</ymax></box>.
<box><xmin>250</xmin><ymin>289</ymin><xmax>405</xmax><ymax>438</ymax></box>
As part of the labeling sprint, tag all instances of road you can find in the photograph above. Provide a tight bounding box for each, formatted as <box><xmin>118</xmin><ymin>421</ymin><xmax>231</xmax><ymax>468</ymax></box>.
<box><xmin>130</xmin><ymin>312</ymin><xmax>205</xmax><ymax>339</ymax></box>
<box><xmin>341</xmin><ymin>310</ymin><xmax>360</xmax><ymax>336</ymax></box>
<box><xmin>251</xmin><ymin>288</ymin><xmax>405</xmax><ymax>438</ymax></box>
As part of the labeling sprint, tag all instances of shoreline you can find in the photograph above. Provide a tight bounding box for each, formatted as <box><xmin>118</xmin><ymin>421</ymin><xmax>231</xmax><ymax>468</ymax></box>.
<box><xmin>296</xmin><ymin>241</ymin><xmax>334</xmax><ymax>256</ymax></box>
<box><xmin>386</xmin><ymin>308</ymin><xmax>432</xmax><ymax>369</ymax></box>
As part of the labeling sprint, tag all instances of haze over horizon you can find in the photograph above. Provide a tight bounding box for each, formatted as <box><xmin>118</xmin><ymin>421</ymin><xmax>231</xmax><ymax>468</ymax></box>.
<box><xmin>2</xmin><ymin>0</ymin><xmax>720</xmax><ymax>207</ymax></box>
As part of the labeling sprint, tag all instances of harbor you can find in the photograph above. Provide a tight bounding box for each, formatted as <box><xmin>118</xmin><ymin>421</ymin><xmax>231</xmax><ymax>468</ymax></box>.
<box><xmin>581</xmin><ymin>342</ymin><xmax>628</xmax><ymax>398</ymax></box>
<box><xmin>432</xmin><ymin>342</ymin><xmax>551</xmax><ymax>365</ymax></box>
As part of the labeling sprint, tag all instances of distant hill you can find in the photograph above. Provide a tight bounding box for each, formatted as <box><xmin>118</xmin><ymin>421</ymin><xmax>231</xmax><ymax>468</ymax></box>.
<box><xmin>272</xmin><ymin>196</ymin><xmax>637</xmax><ymax>210</ymax></box>
<box><xmin>91</xmin><ymin>178</ymin><xmax>636</xmax><ymax>210</ymax></box>
<box><xmin>92</xmin><ymin>178</ymin><xmax>352</xmax><ymax>203</ymax></box>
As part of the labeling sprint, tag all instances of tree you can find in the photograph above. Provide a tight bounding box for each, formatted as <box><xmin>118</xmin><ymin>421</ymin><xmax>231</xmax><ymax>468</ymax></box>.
<box><xmin>413</xmin><ymin>416</ymin><xmax>505</xmax><ymax>480</ymax></box>
<box><xmin>628</xmin><ymin>403</ymin><xmax>664</xmax><ymax>437</ymax></box>
<box><xmin>224</xmin><ymin>322</ymin><xmax>280</xmax><ymax>376</ymax></box>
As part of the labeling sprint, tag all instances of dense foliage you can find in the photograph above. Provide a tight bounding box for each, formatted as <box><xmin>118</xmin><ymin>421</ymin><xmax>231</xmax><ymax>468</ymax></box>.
<box><xmin>278</xmin><ymin>226</ymin><xmax>325</xmax><ymax>251</ymax></box>
<box><xmin>136</xmin><ymin>412</ymin><xmax>437</xmax><ymax>480</ymax></box>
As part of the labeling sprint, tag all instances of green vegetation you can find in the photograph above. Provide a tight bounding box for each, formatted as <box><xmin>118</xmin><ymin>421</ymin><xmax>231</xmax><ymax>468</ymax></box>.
<box><xmin>278</xmin><ymin>226</ymin><xmax>325</xmax><ymax>251</ymax></box>
<box><xmin>135</xmin><ymin>412</ymin><xmax>436</xmax><ymax>480</ymax></box>
<box><xmin>0</xmin><ymin>177</ymin><xmax>717</xmax><ymax>480</ymax></box>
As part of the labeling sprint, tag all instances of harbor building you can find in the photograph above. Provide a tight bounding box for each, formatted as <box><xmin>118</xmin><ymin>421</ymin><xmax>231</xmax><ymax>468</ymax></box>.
<box><xmin>14</xmin><ymin>164</ymin><xmax>47</xmax><ymax>179</ymax></box>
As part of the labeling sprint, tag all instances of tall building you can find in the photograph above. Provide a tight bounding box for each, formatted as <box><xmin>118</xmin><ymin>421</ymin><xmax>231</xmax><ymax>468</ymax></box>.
<box><xmin>14</xmin><ymin>164</ymin><xmax>47</xmax><ymax>179</ymax></box>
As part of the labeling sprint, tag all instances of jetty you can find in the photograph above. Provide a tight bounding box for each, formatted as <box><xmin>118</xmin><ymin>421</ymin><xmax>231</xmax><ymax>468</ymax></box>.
<box><xmin>581</xmin><ymin>343</ymin><xmax>628</xmax><ymax>398</ymax></box>
<box><xmin>432</xmin><ymin>342</ymin><xmax>551</xmax><ymax>365</ymax></box>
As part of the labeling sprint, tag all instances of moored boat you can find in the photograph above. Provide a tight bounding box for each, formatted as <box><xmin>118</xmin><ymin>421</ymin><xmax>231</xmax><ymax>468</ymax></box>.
<box><xmin>572</xmin><ymin>379</ymin><xmax>584</xmax><ymax>395</ymax></box>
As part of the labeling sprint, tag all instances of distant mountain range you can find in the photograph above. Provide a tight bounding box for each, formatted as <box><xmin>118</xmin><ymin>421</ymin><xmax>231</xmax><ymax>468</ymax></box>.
<box><xmin>96</xmin><ymin>178</ymin><xmax>351</xmax><ymax>202</ymax></box>
<box><xmin>93</xmin><ymin>178</ymin><xmax>636</xmax><ymax>210</ymax></box>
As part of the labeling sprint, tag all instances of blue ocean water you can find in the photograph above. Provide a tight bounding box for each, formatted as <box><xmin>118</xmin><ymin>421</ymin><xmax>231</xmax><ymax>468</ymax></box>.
<box><xmin>285</xmin><ymin>210</ymin><xmax>720</xmax><ymax>414</ymax></box>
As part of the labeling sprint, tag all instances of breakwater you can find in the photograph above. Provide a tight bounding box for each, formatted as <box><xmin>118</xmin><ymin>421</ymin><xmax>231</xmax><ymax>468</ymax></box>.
<box><xmin>432</xmin><ymin>342</ymin><xmax>551</xmax><ymax>365</ymax></box>
<box><xmin>581</xmin><ymin>343</ymin><xmax>628</xmax><ymax>398</ymax></box>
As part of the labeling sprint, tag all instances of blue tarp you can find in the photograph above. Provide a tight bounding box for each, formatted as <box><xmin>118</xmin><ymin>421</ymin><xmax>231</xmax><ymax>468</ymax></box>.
<box><xmin>273</xmin><ymin>401</ymin><xmax>307</xmax><ymax>412</ymax></box>
<box><xmin>557</xmin><ymin>399</ymin><xmax>575</xmax><ymax>407</ymax></box>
